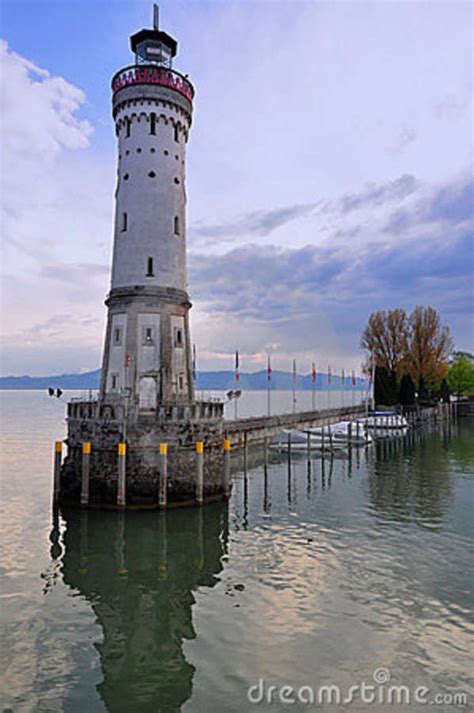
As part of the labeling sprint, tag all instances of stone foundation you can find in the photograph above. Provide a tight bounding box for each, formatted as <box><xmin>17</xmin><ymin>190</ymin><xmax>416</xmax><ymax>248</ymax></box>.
<box><xmin>60</xmin><ymin>398</ymin><xmax>228</xmax><ymax>509</ymax></box>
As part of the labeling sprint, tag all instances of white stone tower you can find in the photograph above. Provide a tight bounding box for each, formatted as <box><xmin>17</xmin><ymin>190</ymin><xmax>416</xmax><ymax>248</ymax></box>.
<box><xmin>100</xmin><ymin>5</ymin><xmax>195</xmax><ymax>410</ymax></box>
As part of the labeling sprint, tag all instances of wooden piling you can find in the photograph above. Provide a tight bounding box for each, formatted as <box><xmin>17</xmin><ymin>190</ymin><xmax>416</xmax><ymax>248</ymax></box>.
<box><xmin>243</xmin><ymin>432</ymin><xmax>248</xmax><ymax>474</ymax></box>
<box><xmin>53</xmin><ymin>440</ymin><xmax>62</xmax><ymax>504</ymax></box>
<box><xmin>196</xmin><ymin>441</ymin><xmax>204</xmax><ymax>506</ymax></box>
<box><xmin>306</xmin><ymin>431</ymin><xmax>311</xmax><ymax>463</ymax></box>
<box><xmin>348</xmin><ymin>422</ymin><xmax>352</xmax><ymax>448</ymax></box>
<box><xmin>81</xmin><ymin>441</ymin><xmax>91</xmax><ymax>506</ymax></box>
<box><xmin>223</xmin><ymin>439</ymin><xmax>231</xmax><ymax>498</ymax></box>
<box><xmin>263</xmin><ymin>436</ymin><xmax>268</xmax><ymax>473</ymax></box>
<box><xmin>159</xmin><ymin>443</ymin><xmax>168</xmax><ymax>508</ymax></box>
<box><xmin>117</xmin><ymin>442</ymin><xmax>126</xmax><ymax>507</ymax></box>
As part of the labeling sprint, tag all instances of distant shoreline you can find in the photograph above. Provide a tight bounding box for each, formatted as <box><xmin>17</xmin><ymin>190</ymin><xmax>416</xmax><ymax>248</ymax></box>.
<box><xmin>0</xmin><ymin>368</ymin><xmax>368</xmax><ymax>392</ymax></box>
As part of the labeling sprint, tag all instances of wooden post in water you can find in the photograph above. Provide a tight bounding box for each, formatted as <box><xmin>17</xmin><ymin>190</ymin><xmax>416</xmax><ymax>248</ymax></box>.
<box><xmin>81</xmin><ymin>442</ymin><xmax>91</xmax><ymax>506</ymax></box>
<box><xmin>53</xmin><ymin>441</ymin><xmax>62</xmax><ymax>504</ymax></box>
<box><xmin>321</xmin><ymin>425</ymin><xmax>325</xmax><ymax>455</ymax></box>
<box><xmin>223</xmin><ymin>439</ymin><xmax>231</xmax><ymax>498</ymax></box>
<box><xmin>348</xmin><ymin>422</ymin><xmax>352</xmax><ymax>449</ymax></box>
<box><xmin>159</xmin><ymin>443</ymin><xmax>168</xmax><ymax>508</ymax></box>
<box><xmin>263</xmin><ymin>436</ymin><xmax>268</xmax><ymax>473</ymax></box>
<box><xmin>196</xmin><ymin>441</ymin><xmax>204</xmax><ymax>505</ymax></box>
<box><xmin>306</xmin><ymin>431</ymin><xmax>311</xmax><ymax>465</ymax></box>
<box><xmin>356</xmin><ymin>420</ymin><xmax>360</xmax><ymax>444</ymax></box>
<box><xmin>117</xmin><ymin>442</ymin><xmax>127</xmax><ymax>507</ymax></box>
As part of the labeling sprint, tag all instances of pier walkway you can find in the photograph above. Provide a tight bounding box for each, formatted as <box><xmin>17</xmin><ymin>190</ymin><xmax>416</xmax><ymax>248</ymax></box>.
<box><xmin>224</xmin><ymin>405</ymin><xmax>366</xmax><ymax>444</ymax></box>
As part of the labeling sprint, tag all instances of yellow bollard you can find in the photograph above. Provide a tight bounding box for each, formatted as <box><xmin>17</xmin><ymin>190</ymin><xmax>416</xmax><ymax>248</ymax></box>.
<box><xmin>223</xmin><ymin>439</ymin><xmax>231</xmax><ymax>498</ymax></box>
<box><xmin>53</xmin><ymin>441</ymin><xmax>62</xmax><ymax>504</ymax></box>
<box><xmin>117</xmin><ymin>442</ymin><xmax>126</xmax><ymax>507</ymax></box>
<box><xmin>81</xmin><ymin>442</ymin><xmax>91</xmax><ymax>506</ymax></box>
<box><xmin>159</xmin><ymin>443</ymin><xmax>168</xmax><ymax>508</ymax></box>
<box><xmin>196</xmin><ymin>441</ymin><xmax>204</xmax><ymax>505</ymax></box>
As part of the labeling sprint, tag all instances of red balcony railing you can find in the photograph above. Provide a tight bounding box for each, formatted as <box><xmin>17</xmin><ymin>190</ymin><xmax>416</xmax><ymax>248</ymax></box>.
<box><xmin>112</xmin><ymin>65</ymin><xmax>194</xmax><ymax>103</ymax></box>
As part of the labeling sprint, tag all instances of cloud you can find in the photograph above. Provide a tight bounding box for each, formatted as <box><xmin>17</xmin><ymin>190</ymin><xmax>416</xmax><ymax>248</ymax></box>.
<box><xmin>189</xmin><ymin>174</ymin><xmax>418</xmax><ymax>248</ymax></box>
<box><xmin>386</xmin><ymin>127</ymin><xmax>417</xmax><ymax>155</ymax></box>
<box><xmin>189</xmin><ymin>173</ymin><xmax>474</xmax><ymax>367</ymax></box>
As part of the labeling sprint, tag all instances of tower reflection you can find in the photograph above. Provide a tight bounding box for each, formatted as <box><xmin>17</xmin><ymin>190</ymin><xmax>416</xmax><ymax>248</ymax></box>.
<box><xmin>59</xmin><ymin>503</ymin><xmax>229</xmax><ymax>712</ymax></box>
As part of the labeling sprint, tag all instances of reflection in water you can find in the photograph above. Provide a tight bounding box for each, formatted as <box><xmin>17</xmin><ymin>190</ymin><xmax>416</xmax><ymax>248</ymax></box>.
<box><xmin>58</xmin><ymin>504</ymin><xmax>228</xmax><ymax>712</ymax></box>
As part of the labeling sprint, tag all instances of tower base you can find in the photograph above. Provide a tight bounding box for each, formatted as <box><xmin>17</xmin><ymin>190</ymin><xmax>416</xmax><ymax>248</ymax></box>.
<box><xmin>60</xmin><ymin>398</ymin><xmax>229</xmax><ymax>509</ymax></box>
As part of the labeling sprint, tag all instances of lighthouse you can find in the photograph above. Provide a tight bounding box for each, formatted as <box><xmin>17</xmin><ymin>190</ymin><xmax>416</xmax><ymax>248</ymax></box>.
<box><xmin>61</xmin><ymin>6</ymin><xmax>226</xmax><ymax>509</ymax></box>
<box><xmin>100</xmin><ymin>5</ymin><xmax>195</xmax><ymax>410</ymax></box>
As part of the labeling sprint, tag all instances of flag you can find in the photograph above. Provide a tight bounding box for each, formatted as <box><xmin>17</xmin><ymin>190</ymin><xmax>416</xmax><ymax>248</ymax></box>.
<box><xmin>192</xmin><ymin>344</ymin><xmax>196</xmax><ymax>381</ymax></box>
<box><xmin>328</xmin><ymin>365</ymin><xmax>332</xmax><ymax>386</ymax></box>
<box><xmin>352</xmin><ymin>369</ymin><xmax>356</xmax><ymax>386</ymax></box>
<box><xmin>267</xmin><ymin>355</ymin><xmax>272</xmax><ymax>382</ymax></box>
<box><xmin>341</xmin><ymin>368</ymin><xmax>345</xmax><ymax>385</ymax></box>
<box><xmin>124</xmin><ymin>354</ymin><xmax>131</xmax><ymax>368</ymax></box>
<box><xmin>292</xmin><ymin>359</ymin><xmax>297</xmax><ymax>385</ymax></box>
<box><xmin>312</xmin><ymin>361</ymin><xmax>316</xmax><ymax>384</ymax></box>
<box><xmin>235</xmin><ymin>350</ymin><xmax>240</xmax><ymax>382</ymax></box>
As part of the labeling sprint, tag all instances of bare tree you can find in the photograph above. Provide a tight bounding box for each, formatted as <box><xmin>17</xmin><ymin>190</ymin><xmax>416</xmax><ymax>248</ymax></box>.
<box><xmin>408</xmin><ymin>306</ymin><xmax>453</xmax><ymax>390</ymax></box>
<box><xmin>360</xmin><ymin>309</ymin><xmax>409</xmax><ymax>378</ymax></box>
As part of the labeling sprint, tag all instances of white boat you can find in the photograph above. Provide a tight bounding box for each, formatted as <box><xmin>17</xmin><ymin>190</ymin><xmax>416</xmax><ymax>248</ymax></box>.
<box><xmin>302</xmin><ymin>421</ymin><xmax>372</xmax><ymax>446</ymax></box>
<box><xmin>270</xmin><ymin>429</ymin><xmax>348</xmax><ymax>452</ymax></box>
<box><xmin>358</xmin><ymin>412</ymin><xmax>408</xmax><ymax>429</ymax></box>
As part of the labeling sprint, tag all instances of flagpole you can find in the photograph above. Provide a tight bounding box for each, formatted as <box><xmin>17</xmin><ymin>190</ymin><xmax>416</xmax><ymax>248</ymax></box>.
<box><xmin>235</xmin><ymin>350</ymin><xmax>239</xmax><ymax>420</ymax></box>
<box><xmin>311</xmin><ymin>361</ymin><xmax>316</xmax><ymax>412</ymax></box>
<box><xmin>292</xmin><ymin>359</ymin><xmax>296</xmax><ymax>414</ymax></box>
<box><xmin>342</xmin><ymin>369</ymin><xmax>345</xmax><ymax>409</ymax></box>
<box><xmin>327</xmin><ymin>365</ymin><xmax>331</xmax><ymax>411</ymax></box>
<box><xmin>267</xmin><ymin>355</ymin><xmax>271</xmax><ymax>417</ymax></box>
<box><xmin>351</xmin><ymin>370</ymin><xmax>355</xmax><ymax>409</ymax></box>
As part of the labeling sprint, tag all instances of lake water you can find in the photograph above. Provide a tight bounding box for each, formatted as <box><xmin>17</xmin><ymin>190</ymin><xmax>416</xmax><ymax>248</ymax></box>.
<box><xmin>0</xmin><ymin>391</ymin><xmax>473</xmax><ymax>712</ymax></box>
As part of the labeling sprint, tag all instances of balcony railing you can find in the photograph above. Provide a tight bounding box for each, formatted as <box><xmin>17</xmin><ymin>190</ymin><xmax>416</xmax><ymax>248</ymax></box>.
<box><xmin>112</xmin><ymin>65</ymin><xmax>194</xmax><ymax>103</ymax></box>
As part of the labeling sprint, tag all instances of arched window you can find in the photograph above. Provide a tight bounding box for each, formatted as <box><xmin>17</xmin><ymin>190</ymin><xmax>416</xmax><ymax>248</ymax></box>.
<box><xmin>150</xmin><ymin>113</ymin><xmax>156</xmax><ymax>135</ymax></box>
<box><xmin>146</xmin><ymin>257</ymin><xmax>154</xmax><ymax>277</ymax></box>
<box><xmin>174</xmin><ymin>216</ymin><xmax>179</xmax><ymax>235</ymax></box>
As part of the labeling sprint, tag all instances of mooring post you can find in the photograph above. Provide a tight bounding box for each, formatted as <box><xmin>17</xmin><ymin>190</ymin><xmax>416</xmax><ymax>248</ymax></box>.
<box><xmin>196</xmin><ymin>441</ymin><xmax>204</xmax><ymax>506</ymax></box>
<box><xmin>356</xmin><ymin>420</ymin><xmax>360</xmax><ymax>444</ymax></box>
<box><xmin>243</xmin><ymin>432</ymin><xmax>248</xmax><ymax>474</ymax></box>
<box><xmin>223</xmin><ymin>439</ymin><xmax>231</xmax><ymax>498</ymax></box>
<box><xmin>263</xmin><ymin>436</ymin><xmax>268</xmax><ymax>473</ymax></box>
<box><xmin>321</xmin><ymin>425</ymin><xmax>325</xmax><ymax>455</ymax></box>
<box><xmin>117</xmin><ymin>442</ymin><xmax>127</xmax><ymax>508</ymax></box>
<box><xmin>159</xmin><ymin>442</ymin><xmax>168</xmax><ymax>508</ymax></box>
<box><xmin>53</xmin><ymin>440</ymin><xmax>62</xmax><ymax>504</ymax></box>
<box><xmin>348</xmin><ymin>422</ymin><xmax>352</xmax><ymax>448</ymax></box>
<box><xmin>306</xmin><ymin>431</ymin><xmax>311</xmax><ymax>462</ymax></box>
<box><xmin>328</xmin><ymin>421</ymin><xmax>333</xmax><ymax>450</ymax></box>
<box><xmin>81</xmin><ymin>441</ymin><xmax>91</xmax><ymax>506</ymax></box>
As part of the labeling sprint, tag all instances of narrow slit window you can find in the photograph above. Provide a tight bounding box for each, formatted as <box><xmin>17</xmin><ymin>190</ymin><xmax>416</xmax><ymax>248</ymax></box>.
<box><xmin>146</xmin><ymin>257</ymin><xmax>154</xmax><ymax>276</ymax></box>
<box><xmin>121</xmin><ymin>212</ymin><xmax>128</xmax><ymax>232</ymax></box>
<box><xmin>174</xmin><ymin>327</ymin><xmax>183</xmax><ymax>348</ymax></box>
<box><xmin>178</xmin><ymin>375</ymin><xmax>184</xmax><ymax>391</ymax></box>
<box><xmin>113</xmin><ymin>327</ymin><xmax>122</xmax><ymax>345</ymax></box>
<box><xmin>143</xmin><ymin>327</ymin><xmax>154</xmax><ymax>345</ymax></box>
<box><xmin>125</xmin><ymin>117</ymin><xmax>131</xmax><ymax>138</ymax></box>
<box><xmin>150</xmin><ymin>113</ymin><xmax>156</xmax><ymax>135</ymax></box>
<box><xmin>174</xmin><ymin>216</ymin><xmax>180</xmax><ymax>235</ymax></box>
<box><xmin>174</xmin><ymin>124</ymin><xmax>179</xmax><ymax>142</ymax></box>
<box><xmin>111</xmin><ymin>374</ymin><xmax>119</xmax><ymax>390</ymax></box>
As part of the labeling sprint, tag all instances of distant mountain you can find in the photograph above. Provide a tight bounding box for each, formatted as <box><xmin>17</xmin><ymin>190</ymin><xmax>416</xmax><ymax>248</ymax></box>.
<box><xmin>0</xmin><ymin>369</ymin><xmax>101</xmax><ymax>390</ymax></box>
<box><xmin>0</xmin><ymin>368</ymin><xmax>368</xmax><ymax>391</ymax></box>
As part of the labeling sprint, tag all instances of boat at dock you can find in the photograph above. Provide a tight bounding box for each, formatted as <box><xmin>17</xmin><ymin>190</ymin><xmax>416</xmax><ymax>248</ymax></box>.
<box><xmin>358</xmin><ymin>412</ymin><xmax>409</xmax><ymax>430</ymax></box>
<box><xmin>270</xmin><ymin>429</ymin><xmax>348</xmax><ymax>452</ymax></box>
<box><xmin>302</xmin><ymin>421</ymin><xmax>372</xmax><ymax>446</ymax></box>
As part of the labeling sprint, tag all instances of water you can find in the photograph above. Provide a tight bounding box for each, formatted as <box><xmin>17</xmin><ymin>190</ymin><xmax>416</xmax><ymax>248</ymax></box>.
<box><xmin>0</xmin><ymin>391</ymin><xmax>473</xmax><ymax>712</ymax></box>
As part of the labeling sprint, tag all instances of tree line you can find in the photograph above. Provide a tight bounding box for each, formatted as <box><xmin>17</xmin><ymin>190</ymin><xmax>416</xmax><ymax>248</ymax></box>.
<box><xmin>360</xmin><ymin>306</ymin><xmax>473</xmax><ymax>405</ymax></box>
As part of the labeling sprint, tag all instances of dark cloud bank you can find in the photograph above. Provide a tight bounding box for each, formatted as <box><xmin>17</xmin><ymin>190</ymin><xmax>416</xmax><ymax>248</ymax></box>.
<box><xmin>189</xmin><ymin>174</ymin><xmax>474</xmax><ymax>351</ymax></box>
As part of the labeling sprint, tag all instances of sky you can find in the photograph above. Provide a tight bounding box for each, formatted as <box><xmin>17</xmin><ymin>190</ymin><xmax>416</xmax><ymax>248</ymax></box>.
<box><xmin>0</xmin><ymin>0</ymin><xmax>473</xmax><ymax>376</ymax></box>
